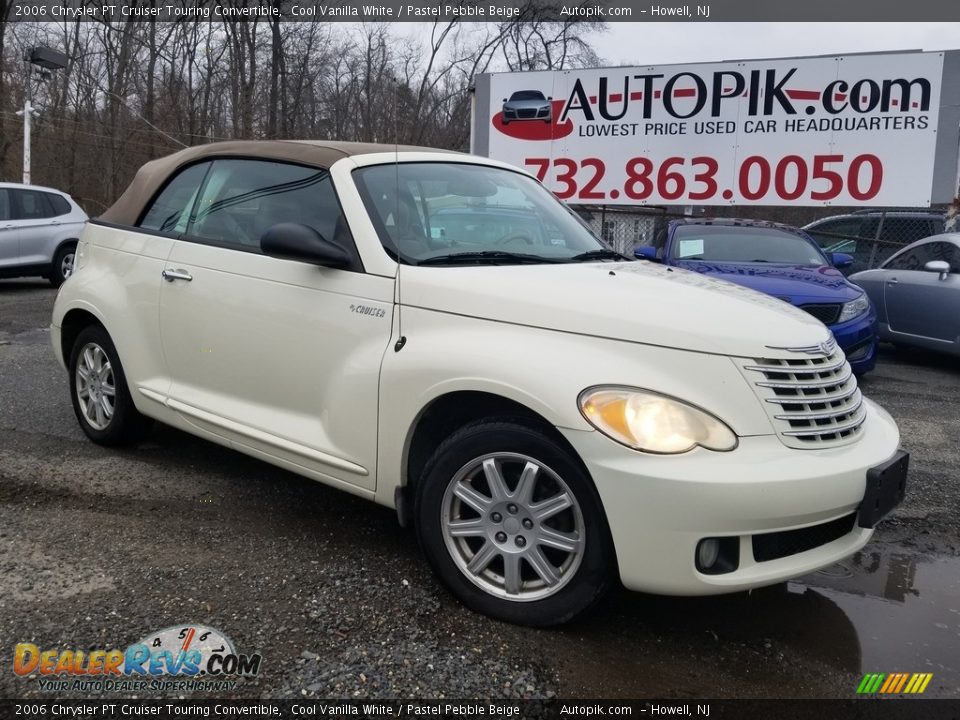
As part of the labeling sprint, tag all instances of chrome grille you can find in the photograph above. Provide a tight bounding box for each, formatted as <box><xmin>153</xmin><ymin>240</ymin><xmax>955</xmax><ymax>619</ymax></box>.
<box><xmin>740</xmin><ymin>349</ymin><xmax>865</xmax><ymax>448</ymax></box>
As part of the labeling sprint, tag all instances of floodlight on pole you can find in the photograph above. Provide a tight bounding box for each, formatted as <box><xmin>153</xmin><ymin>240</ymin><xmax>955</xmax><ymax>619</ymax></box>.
<box><xmin>19</xmin><ymin>47</ymin><xmax>68</xmax><ymax>185</ymax></box>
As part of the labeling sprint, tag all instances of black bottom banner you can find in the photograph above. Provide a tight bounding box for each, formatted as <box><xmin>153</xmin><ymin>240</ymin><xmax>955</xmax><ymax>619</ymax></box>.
<box><xmin>2</xmin><ymin>699</ymin><xmax>959</xmax><ymax>720</ymax></box>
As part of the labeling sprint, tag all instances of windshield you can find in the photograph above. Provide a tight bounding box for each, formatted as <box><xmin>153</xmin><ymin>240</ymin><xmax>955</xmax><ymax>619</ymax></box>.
<box><xmin>353</xmin><ymin>162</ymin><xmax>607</xmax><ymax>265</ymax></box>
<box><xmin>671</xmin><ymin>225</ymin><xmax>826</xmax><ymax>265</ymax></box>
<box><xmin>509</xmin><ymin>91</ymin><xmax>546</xmax><ymax>101</ymax></box>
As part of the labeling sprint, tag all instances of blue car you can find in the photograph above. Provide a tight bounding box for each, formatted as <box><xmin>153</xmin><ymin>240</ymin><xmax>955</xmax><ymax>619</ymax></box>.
<box><xmin>635</xmin><ymin>218</ymin><xmax>878</xmax><ymax>375</ymax></box>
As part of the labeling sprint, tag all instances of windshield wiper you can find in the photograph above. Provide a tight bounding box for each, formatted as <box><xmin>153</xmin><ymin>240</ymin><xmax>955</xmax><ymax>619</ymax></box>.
<box><xmin>568</xmin><ymin>249</ymin><xmax>631</xmax><ymax>262</ymax></box>
<box><xmin>417</xmin><ymin>251</ymin><xmax>564</xmax><ymax>266</ymax></box>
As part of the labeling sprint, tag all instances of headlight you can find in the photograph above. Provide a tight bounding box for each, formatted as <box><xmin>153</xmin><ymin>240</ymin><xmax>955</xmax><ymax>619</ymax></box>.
<box><xmin>578</xmin><ymin>387</ymin><xmax>737</xmax><ymax>454</ymax></box>
<box><xmin>837</xmin><ymin>294</ymin><xmax>870</xmax><ymax>323</ymax></box>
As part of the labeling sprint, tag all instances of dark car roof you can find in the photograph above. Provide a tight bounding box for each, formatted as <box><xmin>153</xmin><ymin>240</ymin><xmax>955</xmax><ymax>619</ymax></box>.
<box><xmin>669</xmin><ymin>217</ymin><xmax>812</xmax><ymax>236</ymax></box>
<box><xmin>100</xmin><ymin>140</ymin><xmax>447</xmax><ymax>226</ymax></box>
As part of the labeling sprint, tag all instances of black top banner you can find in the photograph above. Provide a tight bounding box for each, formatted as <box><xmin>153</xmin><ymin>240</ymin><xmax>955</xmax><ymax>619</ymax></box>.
<box><xmin>3</xmin><ymin>699</ymin><xmax>960</xmax><ymax>720</ymax></box>
<box><xmin>7</xmin><ymin>0</ymin><xmax>960</xmax><ymax>22</ymax></box>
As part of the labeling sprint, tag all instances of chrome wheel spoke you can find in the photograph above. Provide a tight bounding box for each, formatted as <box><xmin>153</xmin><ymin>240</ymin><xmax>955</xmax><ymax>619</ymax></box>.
<box><xmin>525</xmin><ymin>547</ymin><xmax>561</xmax><ymax>586</ymax></box>
<box><xmin>94</xmin><ymin>401</ymin><xmax>106</xmax><ymax>427</ymax></box>
<box><xmin>466</xmin><ymin>541</ymin><xmax>498</xmax><ymax>575</ymax></box>
<box><xmin>452</xmin><ymin>480</ymin><xmax>492</xmax><ymax>514</ymax></box>
<box><xmin>99</xmin><ymin>395</ymin><xmax>114</xmax><ymax>419</ymax></box>
<box><xmin>82</xmin><ymin>347</ymin><xmax>96</xmax><ymax>374</ymax></box>
<box><xmin>530</xmin><ymin>491</ymin><xmax>572</xmax><ymax>521</ymax></box>
<box><xmin>101</xmin><ymin>382</ymin><xmax>116</xmax><ymax>397</ymax></box>
<box><xmin>446</xmin><ymin>518</ymin><xmax>486</xmax><ymax>537</ymax></box>
<box><xmin>503</xmin><ymin>553</ymin><xmax>523</xmax><ymax>595</ymax></box>
<box><xmin>482</xmin><ymin>458</ymin><xmax>510</xmax><ymax>500</ymax></box>
<box><xmin>537</xmin><ymin>526</ymin><xmax>582</xmax><ymax>553</ymax></box>
<box><xmin>512</xmin><ymin>462</ymin><xmax>538</xmax><ymax>504</ymax></box>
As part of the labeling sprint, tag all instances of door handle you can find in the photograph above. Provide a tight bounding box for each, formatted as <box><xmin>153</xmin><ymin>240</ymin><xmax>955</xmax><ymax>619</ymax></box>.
<box><xmin>162</xmin><ymin>268</ymin><xmax>193</xmax><ymax>282</ymax></box>
<box><xmin>886</xmin><ymin>277</ymin><xmax>898</xmax><ymax>285</ymax></box>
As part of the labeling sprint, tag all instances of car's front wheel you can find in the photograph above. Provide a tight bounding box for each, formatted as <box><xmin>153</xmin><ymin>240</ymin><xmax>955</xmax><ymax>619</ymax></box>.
<box><xmin>68</xmin><ymin>325</ymin><xmax>153</xmax><ymax>445</ymax></box>
<box><xmin>415</xmin><ymin>419</ymin><xmax>613</xmax><ymax>626</ymax></box>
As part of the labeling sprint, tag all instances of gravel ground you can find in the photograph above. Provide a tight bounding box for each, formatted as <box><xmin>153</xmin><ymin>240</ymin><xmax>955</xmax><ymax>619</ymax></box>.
<box><xmin>1</xmin><ymin>280</ymin><xmax>957</xmax><ymax>700</ymax></box>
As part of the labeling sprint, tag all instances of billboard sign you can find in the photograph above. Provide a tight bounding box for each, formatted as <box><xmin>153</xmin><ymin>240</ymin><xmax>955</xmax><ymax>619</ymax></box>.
<box><xmin>475</xmin><ymin>51</ymin><xmax>959</xmax><ymax>206</ymax></box>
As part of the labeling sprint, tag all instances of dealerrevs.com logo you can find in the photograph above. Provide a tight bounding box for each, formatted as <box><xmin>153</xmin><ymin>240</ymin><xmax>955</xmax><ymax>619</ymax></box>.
<box><xmin>14</xmin><ymin>624</ymin><xmax>262</xmax><ymax>693</ymax></box>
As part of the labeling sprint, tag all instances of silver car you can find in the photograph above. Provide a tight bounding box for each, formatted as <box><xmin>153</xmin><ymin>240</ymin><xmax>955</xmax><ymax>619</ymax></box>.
<box><xmin>0</xmin><ymin>182</ymin><xmax>88</xmax><ymax>287</ymax></box>
<box><xmin>501</xmin><ymin>90</ymin><xmax>552</xmax><ymax>124</ymax></box>
<box><xmin>850</xmin><ymin>233</ymin><xmax>960</xmax><ymax>357</ymax></box>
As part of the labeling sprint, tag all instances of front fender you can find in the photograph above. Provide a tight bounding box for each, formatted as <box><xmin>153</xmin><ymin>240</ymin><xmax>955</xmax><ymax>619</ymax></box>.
<box><xmin>374</xmin><ymin>306</ymin><xmax>774</xmax><ymax>506</ymax></box>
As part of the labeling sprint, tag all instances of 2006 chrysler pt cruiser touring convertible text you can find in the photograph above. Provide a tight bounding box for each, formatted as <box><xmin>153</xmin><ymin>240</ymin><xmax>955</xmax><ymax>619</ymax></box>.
<box><xmin>51</xmin><ymin>141</ymin><xmax>909</xmax><ymax>625</ymax></box>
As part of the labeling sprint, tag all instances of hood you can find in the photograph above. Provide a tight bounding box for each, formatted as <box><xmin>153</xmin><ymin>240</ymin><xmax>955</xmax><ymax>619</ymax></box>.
<box><xmin>401</xmin><ymin>261</ymin><xmax>831</xmax><ymax>358</ymax></box>
<box><xmin>673</xmin><ymin>260</ymin><xmax>861</xmax><ymax>304</ymax></box>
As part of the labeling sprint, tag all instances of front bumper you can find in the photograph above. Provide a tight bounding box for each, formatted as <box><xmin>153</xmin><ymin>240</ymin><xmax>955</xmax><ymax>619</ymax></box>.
<box><xmin>829</xmin><ymin>309</ymin><xmax>878</xmax><ymax>375</ymax></box>
<box><xmin>560</xmin><ymin>397</ymin><xmax>901</xmax><ymax>595</ymax></box>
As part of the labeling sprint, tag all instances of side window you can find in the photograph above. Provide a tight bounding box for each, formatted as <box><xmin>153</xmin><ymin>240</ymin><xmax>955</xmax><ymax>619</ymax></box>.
<box><xmin>12</xmin><ymin>189</ymin><xmax>54</xmax><ymax>220</ymax></box>
<box><xmin>0</xmin><ymin>189</ymin><xmax>9</xmax><ymax>221</ymax></box>
<box><xmin>187</xmin><ymin>159</ymin><xmax>354</xmax><ymax>259</ymax></box>
<box><xmin>878</xmin><ymin>217</ymin><xmax>934</xmax><ymax>245</ymax></box>
<box><xmin>47</xmin><ymin>193</ymin><xmax>71</xmax><ymax>217</ymax></box>
<box><xmin>884</xmin><ymin>242</ymin><xmax>937</xmax><ymax>271</ymax></box>
<box><xmin>139</xmin><ymin>162</ymin><xmax>211</xmax><ymax>235</ymax></box>
<box><xmin>926</xmin><ymin>241</ymin><xmax>959</xmax><ymax>273</ymax></box>
<box><xmin>651</xmin><ymin>228</ymin><xmax>668</xmax><ymax>257</ymax></box>
<box><xmin>806</xmin><ymin>218</ymin><xmax>866</xmax><ymax>251</ymax></box>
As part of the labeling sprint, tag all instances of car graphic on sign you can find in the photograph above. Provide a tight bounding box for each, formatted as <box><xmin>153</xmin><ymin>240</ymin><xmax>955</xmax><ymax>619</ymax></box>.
<box><xmin>501</xmin><ymin>90</ymin><xmax>552</xmax><ymax>124</ymax></box>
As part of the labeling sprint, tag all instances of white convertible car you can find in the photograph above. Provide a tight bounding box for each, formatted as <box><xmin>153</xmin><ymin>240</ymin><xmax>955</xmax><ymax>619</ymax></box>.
<box><xmin>51</xmin><ymin>141</ymin><xmax>908</xmax><ymax>625</ymax></box>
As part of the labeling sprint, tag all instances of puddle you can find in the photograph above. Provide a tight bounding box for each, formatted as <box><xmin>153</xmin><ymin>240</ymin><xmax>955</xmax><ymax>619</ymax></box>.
<box><xmin>793</xmin><ymin>549</ymin><xmax>960</xmax><ymax>693</ymax></box>
<box><xmin>540</xmin><ymin>547</ymin><xmax>960</xmax><ymax>698</ymax></box>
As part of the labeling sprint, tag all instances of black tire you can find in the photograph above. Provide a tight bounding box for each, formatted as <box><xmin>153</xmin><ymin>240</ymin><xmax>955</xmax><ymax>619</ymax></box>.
<box><xmin>68</xmin><ymin>325</ymin><xmax>153</xmax><ymax>445</ymax></box>
<box><xmin>415</xmin><ymin>419</ymin><xmax>614</xmax><ymax>626</ymax></box>
<box><xmin>49</xmin><ymin>243</ymin><xmax>77</xmax><ymax>288</ymax></box>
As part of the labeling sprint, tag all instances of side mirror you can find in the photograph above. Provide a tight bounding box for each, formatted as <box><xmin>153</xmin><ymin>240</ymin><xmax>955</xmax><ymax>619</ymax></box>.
<box><xmin>547</xmin><ymin>96</ymin><xmax>553</xmax><ymax>101</ymax></box>
<box><xmin>502</xmin><ymin>98</ymin><xmax>508</xmax><ymax>103</ymax></box>
<box><xmin>924</xmin><ymin>259</ymin><xmax>950</xmax><ymax>280</ymax></box>
<box><xmin>830</xmin><ymin>252</ymin><xmax>854</xmax><ymax>269</ymax></box>
<box><xmin>634</xmin><ymin>246</ymin><xmax>658</xmax><ymax>261</ymax></box>
<box><xmin>260</xmin><ymin>223</ymin><xmax>351</xmax><ymax>268</ymax></box>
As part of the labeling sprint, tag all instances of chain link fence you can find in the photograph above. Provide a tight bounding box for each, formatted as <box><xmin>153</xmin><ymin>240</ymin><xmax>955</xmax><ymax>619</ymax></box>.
<box><xmin>573</xmin><ymin>204</ymin><xmax>949</xmax><ymax>274</ymax></box>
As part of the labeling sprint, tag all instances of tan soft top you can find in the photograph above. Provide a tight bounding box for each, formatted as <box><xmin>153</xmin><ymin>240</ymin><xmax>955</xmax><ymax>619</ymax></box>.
<box><xmin>99</xmin><ymin>139</ymin><xmax>446</xmax><ymax>226</ymax></box>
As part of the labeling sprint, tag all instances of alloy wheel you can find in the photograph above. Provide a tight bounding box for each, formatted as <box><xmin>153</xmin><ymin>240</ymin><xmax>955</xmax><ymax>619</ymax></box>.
<box><xmin>440</xmin><ymin>452</ymin><xmax>585</xmax><ymax>602</ymax></box>
<box><xmin>75</xmin><ymin>342</ymin><xmax>116</xmax><ymax>430</ymax></box>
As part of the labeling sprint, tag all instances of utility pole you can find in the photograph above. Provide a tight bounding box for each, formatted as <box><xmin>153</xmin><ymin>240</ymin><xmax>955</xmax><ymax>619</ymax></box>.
<box><xmin>17</xmin><ymin>47</ymin><xmax>68</xmax><ymax>186</ymax></box>
<box><xmin>21</xmin><ymin>57</ymin><xmax>33</xmax><ymax>184</ymax></box>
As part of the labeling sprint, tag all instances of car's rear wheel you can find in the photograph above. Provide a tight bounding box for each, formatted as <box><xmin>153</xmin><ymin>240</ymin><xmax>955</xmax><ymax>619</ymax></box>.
<box><xmin>49</xmin><ymin>244</ymin><xmax>76</xmax><ymax>287</ymax></box>
<box><xmin>68</xmin><ymin>325</ymin><xmax>152</xmax><ymax>445</ymax></box>
<box><xmin>415</xmin><ymin>419</ymin><xmax>613</xmax><ymax>626</ymax></box>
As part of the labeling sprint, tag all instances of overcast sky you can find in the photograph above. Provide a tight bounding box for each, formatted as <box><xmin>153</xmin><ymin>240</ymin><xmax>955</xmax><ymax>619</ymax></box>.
<box><xmin>596</xmin><ymin>23</ymin><xmax>959</xmax><ymax>66</ymax></box>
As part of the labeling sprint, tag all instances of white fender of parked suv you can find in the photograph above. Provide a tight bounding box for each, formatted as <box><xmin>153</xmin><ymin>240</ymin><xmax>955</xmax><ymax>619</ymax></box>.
<box><xmin>50</xmin><ymin>141</ymin><xmax>908</xmax><ymax>625</ymax></box>
<box><xmin>0</xmin><ymin>182</ymin><xmax>88</xmax><ymax>286</ymax></box>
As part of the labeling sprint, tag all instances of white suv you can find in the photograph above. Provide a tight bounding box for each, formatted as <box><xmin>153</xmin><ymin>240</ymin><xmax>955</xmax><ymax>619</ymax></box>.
<box><xmin>51</xmin><ymin>141</ymin><xmax>908</xmax><ymax>625</ymax></box>
<box><xmin>1</xmin><ymin>182</ymin><xmax>88</xmax><ymax>286</ymax></box>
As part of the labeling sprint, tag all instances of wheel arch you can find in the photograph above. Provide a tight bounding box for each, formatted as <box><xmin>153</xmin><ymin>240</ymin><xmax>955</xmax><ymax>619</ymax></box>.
<box><xmin>60</xmin><ymin>308</ymin><xmax>106</xmax><ymax>365</ymax></box>
<box><xmin>398</xmin><ymin>390</ymin><xmax>592</xmax><ymax>525</ymax></box>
